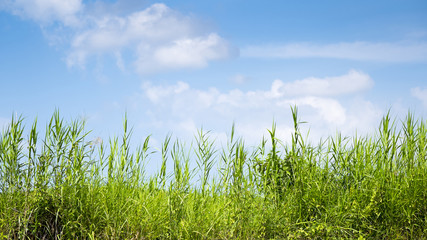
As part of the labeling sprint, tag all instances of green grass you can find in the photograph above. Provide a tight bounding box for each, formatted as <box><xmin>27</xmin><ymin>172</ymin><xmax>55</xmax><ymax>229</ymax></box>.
<box><xmin>1</xmin><ymin>107</ymin><xmax>426</xmax><ymax>239</ymax></box>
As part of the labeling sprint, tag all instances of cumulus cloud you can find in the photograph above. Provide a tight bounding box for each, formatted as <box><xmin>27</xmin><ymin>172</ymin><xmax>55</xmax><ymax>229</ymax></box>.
<box><xmin>2</xmin><ymin>2</ymin><xmax>235</xmax><ymax>73</ymax></box>
<box><xmin>411</xmin><ymin>87</ymin><xmax>427</xmax><ymax>107</ymax></box>
<box><xmin>135</xmin><ymin>71</ymin><xmax>381</xmax><ymax>145</ymax></box>
<box><xmin>68</xmin><ymin>3</ymin><xmax>235</xmax><ymax>72</ymax></box>
<box><xmin>242</xmin><ymin>41</ymin><xmax>427</xmax><ymax>62</ymax></box>
<box><xmin>279</xmin><ymin>97</ymin><xmax>347</xmax><ymax>125</ymax></box>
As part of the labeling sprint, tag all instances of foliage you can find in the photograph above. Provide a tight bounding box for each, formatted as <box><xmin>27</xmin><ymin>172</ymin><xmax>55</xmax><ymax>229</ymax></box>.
<box><xmin>0</xmin><ymin>108</ymin><xmax>426</xmax><ymax>239</ymax></box>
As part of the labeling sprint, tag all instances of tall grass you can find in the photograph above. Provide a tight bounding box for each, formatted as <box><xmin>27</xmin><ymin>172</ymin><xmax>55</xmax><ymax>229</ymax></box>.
<box><xmin>0</xmin><ymin>108</ymin><xmax>426</xmax><ymax>239</ymax></box>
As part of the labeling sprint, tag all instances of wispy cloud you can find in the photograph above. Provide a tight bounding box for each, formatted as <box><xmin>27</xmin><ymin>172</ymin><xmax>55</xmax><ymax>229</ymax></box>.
<box><xmin>134</xmin><ymin>33</ymin><xmax>234</xmax><ymax>74</ymax></box>
<box><xmin>242</xmin><ymin>41</ymin><xmax>427</xmax><ymax>62</ymax></box>
<box><xmin>411</xmin><ymin>87</ymin><xmax>427</xmax><ymax>108</ymax></box>
<box><xmin>1</xmin><ymin>0</ymin><xmax>83</xmax><ymax>26</ymax></box>
<box><xmin>1</xmin><ymin>2</ymin><xmax>236</xmax><ymax>74</ymax></box>
<box><xmin>230</xmin><ymin>74</ymin><xmax>250</xmax><ymax>84</ymax></box>
<box><xmin>269</xmin><ymin>70</ymin><xmax>373</xmax><ymax>97</ymax></box>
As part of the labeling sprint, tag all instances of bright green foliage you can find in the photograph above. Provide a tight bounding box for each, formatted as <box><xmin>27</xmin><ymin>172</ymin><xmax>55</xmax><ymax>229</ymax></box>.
<box><xmin>0</xmin><ymin>108</ymin><xmax>426</xmax><ymax>239</ymax></box>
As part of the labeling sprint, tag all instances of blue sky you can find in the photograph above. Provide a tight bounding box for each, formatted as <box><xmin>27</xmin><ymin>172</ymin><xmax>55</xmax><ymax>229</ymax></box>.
<box><xmin>1</xmin><ymin>0</ymin><xmax>427</xmax><ymax>151</ymax></box>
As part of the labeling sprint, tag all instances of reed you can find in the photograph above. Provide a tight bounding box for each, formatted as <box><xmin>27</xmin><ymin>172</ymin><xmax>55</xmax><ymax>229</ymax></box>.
<box><xmin>0</xmin><ymin>108</ymin><xmax>426</xmax><ymax>239</ymax></box>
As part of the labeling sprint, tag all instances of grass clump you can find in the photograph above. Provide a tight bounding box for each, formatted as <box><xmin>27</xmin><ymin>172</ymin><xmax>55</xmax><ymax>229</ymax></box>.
<box><xmin>0</xmin><ymin>108</ymin><xmax>426</xmax><ymax>239</ymax></box>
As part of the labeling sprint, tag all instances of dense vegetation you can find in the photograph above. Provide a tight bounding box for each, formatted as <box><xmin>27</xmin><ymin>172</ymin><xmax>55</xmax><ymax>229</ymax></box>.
<box><xmin>1</xmin><ymin>108</ymin><xmax>426</xmax><ymax>239</ymax></box>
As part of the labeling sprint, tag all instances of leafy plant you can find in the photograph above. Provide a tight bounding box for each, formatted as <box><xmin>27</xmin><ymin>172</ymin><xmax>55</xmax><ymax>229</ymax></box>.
<box><xmin>0</xmin><ymin>108</ymin><xmax>425</xmax><ymax>239</ymax></box>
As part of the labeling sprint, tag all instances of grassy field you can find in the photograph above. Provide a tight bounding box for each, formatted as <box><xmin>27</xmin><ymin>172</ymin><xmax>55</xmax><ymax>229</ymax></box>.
<box><xmin>1</xmin><ymin>107</ymin><xmax>426</xmax><ymax>239</ymax></box>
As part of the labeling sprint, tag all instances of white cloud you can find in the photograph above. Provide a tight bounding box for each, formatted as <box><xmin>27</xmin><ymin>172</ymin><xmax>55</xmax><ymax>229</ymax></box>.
<box><xmin>230</xmin><ymin>74</ymin><xmax>249</xmax><ymax>84</ymax></box>
<box><xmin>242</xmin><ymin>41</ymin><xmax>427</xmax><ymax>62</ymax></box>
<box><xmin>345</xmin><ymin>98</ymin><xmax>383</xmax><ymax>136</ymax></box>
<box><xmin>269</xmin><ymin>70</ymin><xmax>373</xmax><ymax>97</ymax></box>
<box><xmin>411</xmin><ymin>87</ymin><xmax>427</xmax><ymax>107</ymax></box>
<box><xmin>143</xmin><ymin>81</ymin><xmax>190</xmax><ymax>103</ymax></box>
<box><xmin>64</xmin><ymin>3</ymin><xmax>235</xmax><ymax>73</ymax></box>
<box><xmin>135</xmin><ymin>33</ymin><xmax>233</xmax><ymax>74</ymax></box>
<box><xmin>133</xmin><ymin>71</ymin><xmax>381</xmax><ymax>145</ymax></box>
<box><xmin>2</xmin><ymin>2</ymin><xmax>235</xmax><ymax>73</ymax></box>
<box><xmin>280</xmin><ymin>97</ymin><xmax>347</xmax><ymax>125</ymax></box>
<box><xmin>1</xmin><ymin>0</ymin><xmax>83</xmax><ymax>26</ymax></box>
